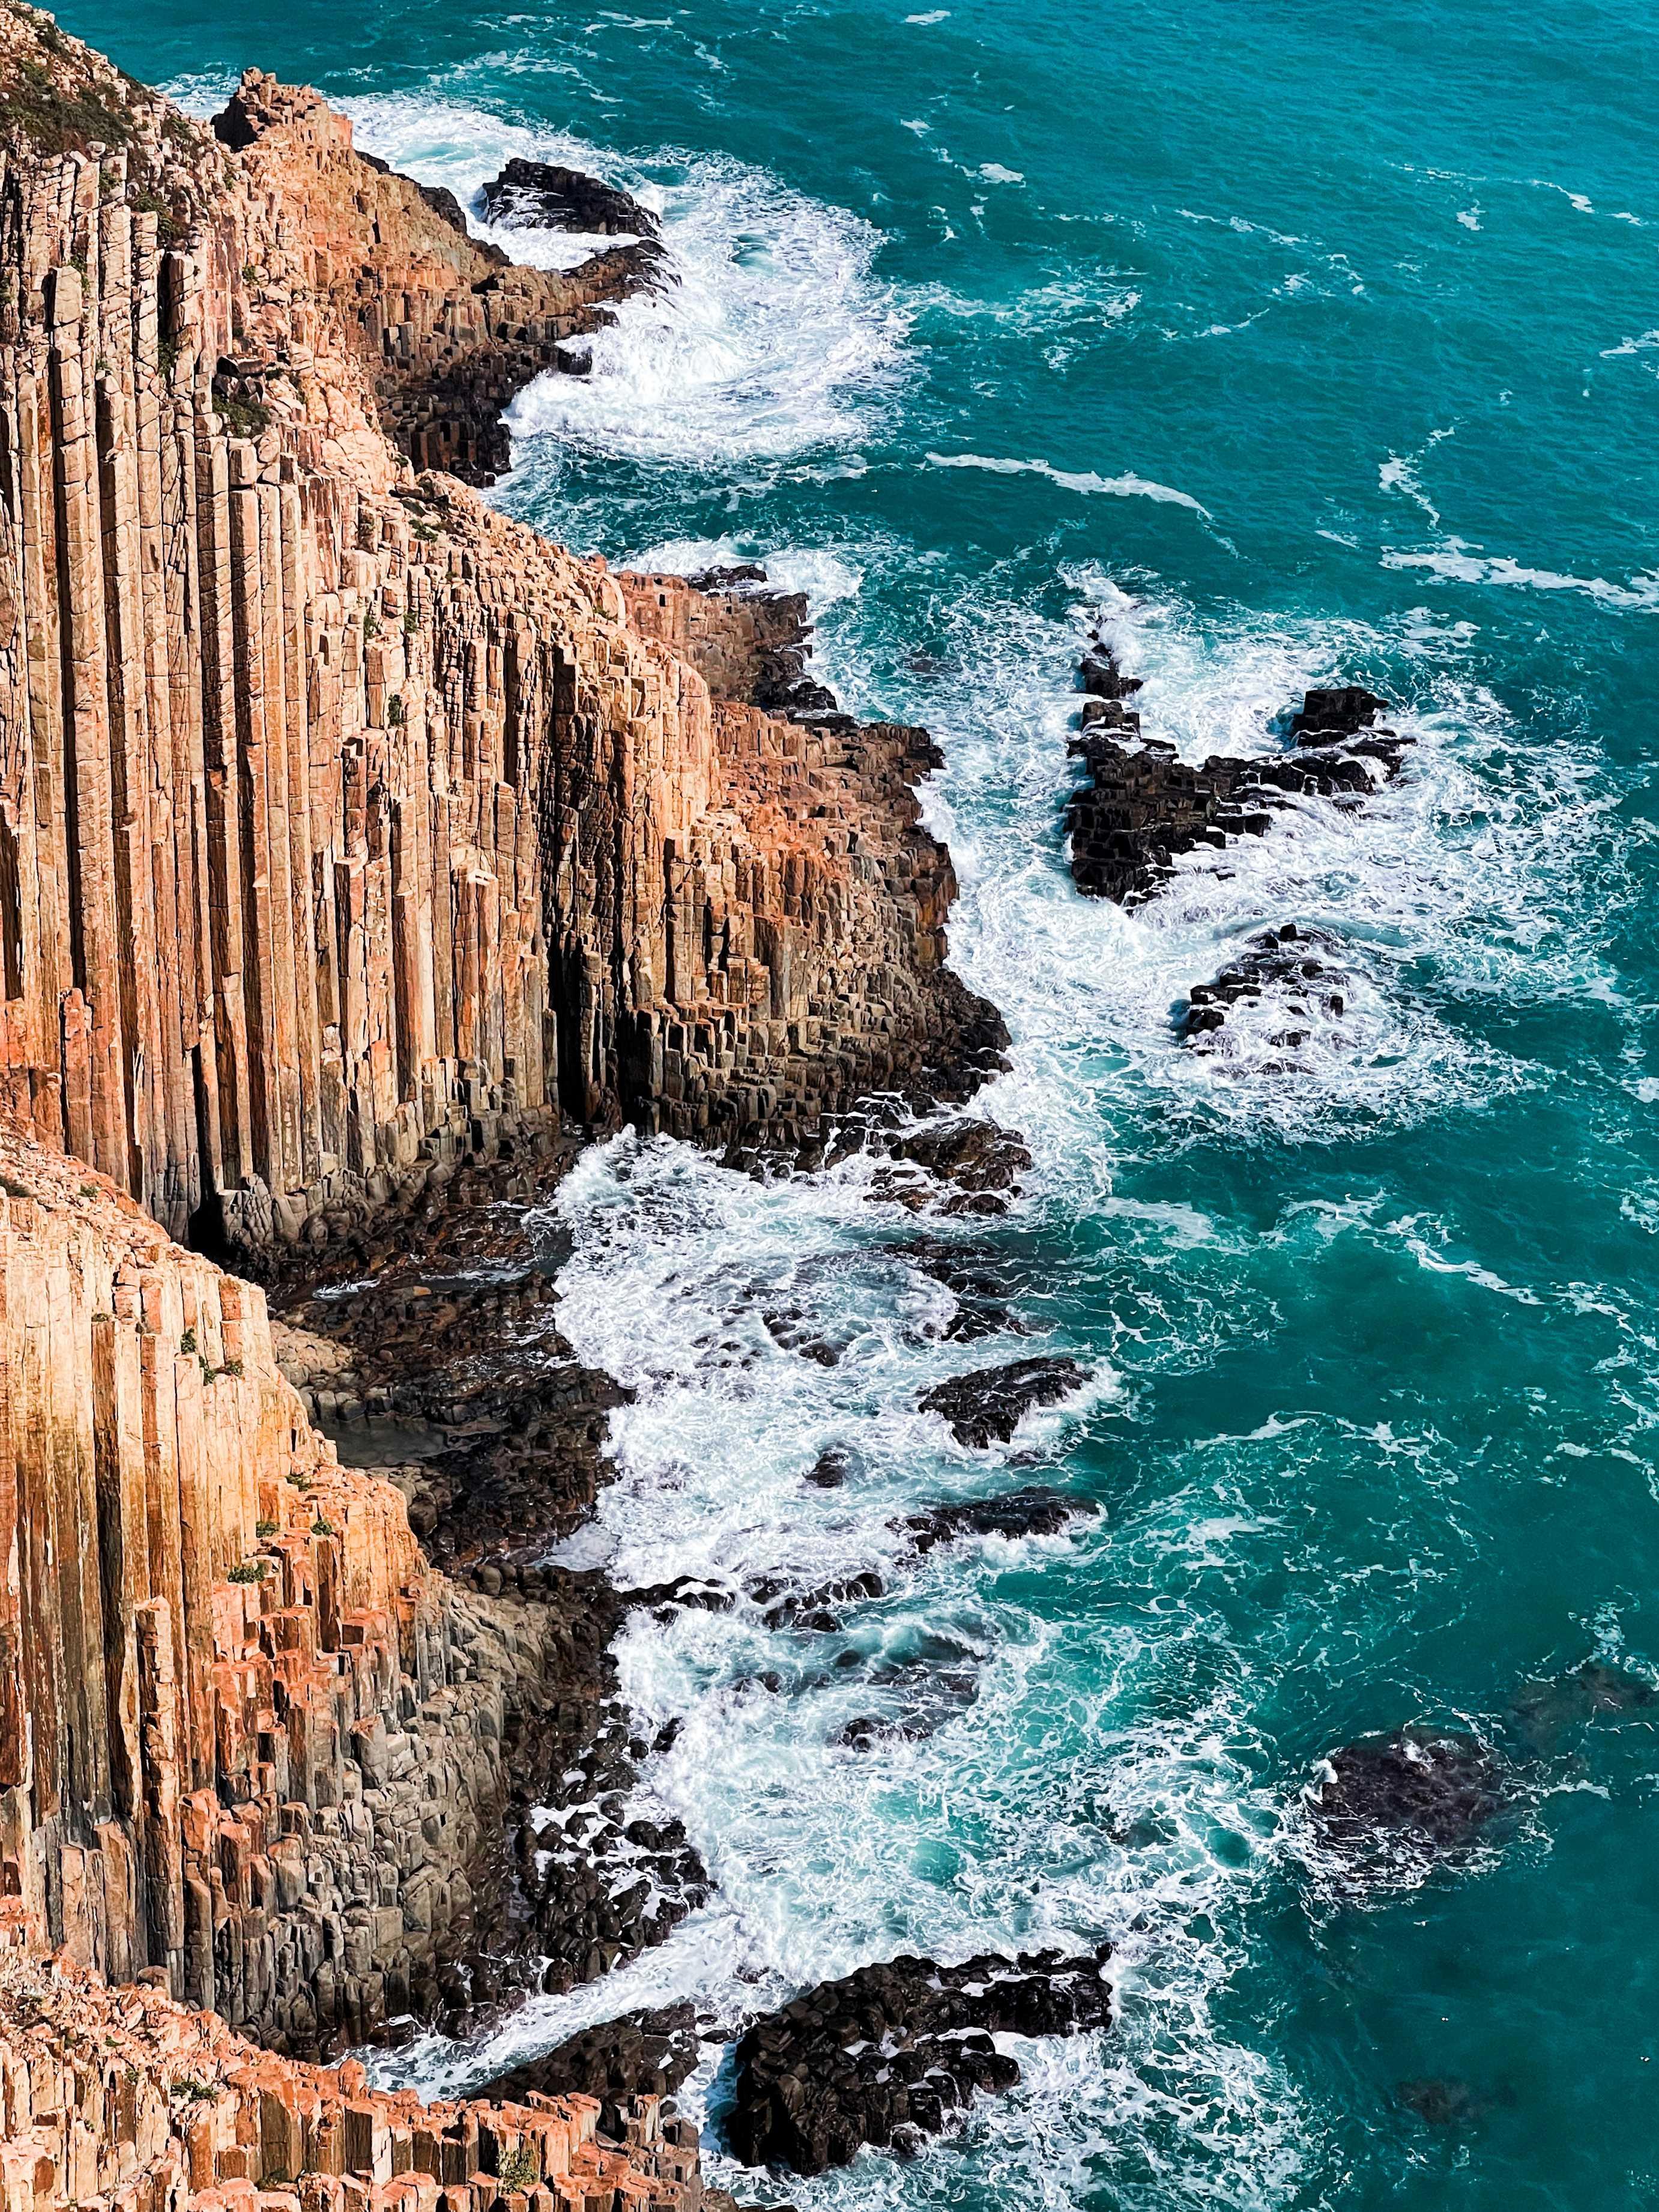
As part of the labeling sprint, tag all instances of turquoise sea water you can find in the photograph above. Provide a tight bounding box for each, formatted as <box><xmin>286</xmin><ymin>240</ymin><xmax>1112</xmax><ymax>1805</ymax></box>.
<box><xmin>80</xmin><ymin>0</ymin><xmax>1659</xmax><ymax>2202</ymax></box>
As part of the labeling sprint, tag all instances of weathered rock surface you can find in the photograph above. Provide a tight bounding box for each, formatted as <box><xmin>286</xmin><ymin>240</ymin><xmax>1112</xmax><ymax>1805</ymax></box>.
<box><xmin>0</xmin><ymin>1125</ymin><xmax>655</xmax><ymax>2056</ymax></box>
<box><xmin>1064</xmin><ymin>647</ymin><xmax>1411</xmax><ymax>904</ymax></box>
<box><xmin>0</xmin><ymin>1950</ymin><xmax>706</xmax><ymax>2212</ymax></box>
<box><xmin>620</xmin><ymin>564</ymin><xmax>841</xmax><ymax>724</ymax></box>
<box><xmin>1306</xmin><ymin>1727</ymin><xmax>1505</xmax><ymax>1884</ymax></box>
<box><xmin>919</xmin><ymin>1355</ymin><xmax>1090</xmax><ymax>1447</ymax></box>
<box><xmin>480</xmin><ymin>157</ymin><xmax>660</xmax><ymax>238</ymax></box>
<box><xmin>0</xmin><ymin>7</ymin><xmax>1002</xmax><ymax>1260</ymax></box>
<box><xmin>726</xmin><ymin>1946</ymin><xmax>1113</xmax><ymax>2174</ymax></box>
<box><xmin>861</xmin><ymin>1117</ymin><xmax>1032</xmax><ymax>1216</ymax></box>
<box><xmin>886</xmin><ymin>1237</ymin><xmax>1026</xmax><ymax>1341</ymax></box>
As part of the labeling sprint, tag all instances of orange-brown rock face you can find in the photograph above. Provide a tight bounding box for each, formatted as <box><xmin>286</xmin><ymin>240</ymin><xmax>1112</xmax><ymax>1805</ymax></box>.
<box><xmin>0</xmin><ymin>7</ymin><xmax>1001</xmax><ymax>1257</ymax></box>
<box><xmin>0</xmin><ymin>1950</ymin><xmax>704</xmax><ymax>2212</ymax></box>
<box><xmin>0</xmin><ymin>1123</ymin><xmax>566</xmax><ymax>2059</ymax></box>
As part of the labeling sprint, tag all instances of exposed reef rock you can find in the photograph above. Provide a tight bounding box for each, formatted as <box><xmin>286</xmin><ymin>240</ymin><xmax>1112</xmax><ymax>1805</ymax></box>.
<box><xmin>0</xmin><ymin>5</ymin><xmax>1002</xmax><ymax>1261</ymax></box>
<box><xmin>479</xmin><ymin>2001</ymin><xmax>705</xmax><ymax>2130</ymax></box>
<box><xmin>905</xmin><ymin>1484</ymin><xmax>1099</xmax><ymax>1553</ymax></box>
<box><xmin>1305</xmin><ymin>1727</ymin><xmax>1505</xmax><ymax>1885</ymax></box>
<box><xmin>919</xmin><ymin>1355</ymin><xmax>1090</xmax><ymax>1447</ymax></box>
<box><xmin>1181</xmin><ymin>923</ymin><xmax>1349</xmax><ymax>1051</ymax></box>
<box><xmin>1064</xmin><ymin>646</ymin><xmax>1411</xmax><ymax>904</ymax></box>
<box><xmin>480</xmin><ymin>156</ymin><xmax>660</xmax><ymax>240</ymax></box>
<box><xmin>859</xmin><ymin>1116</ymin><xmax>1032</xmax><ymax>1216</ymax></box>
<box><xmin>726</xmin><ymin>1946</ymin><xmax>1113</xmax><ymax>2174</ymax></box>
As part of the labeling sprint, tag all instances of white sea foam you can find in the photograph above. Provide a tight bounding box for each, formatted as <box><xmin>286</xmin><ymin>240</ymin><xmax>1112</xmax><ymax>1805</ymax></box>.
<box><xmin>491</xmin><ymin>1144</ymin><xmax>1305</xmax><ymax>2208</ymax></box>
<box><xmin>505</xmin><ymin>162</ymin><xmax>908</xmax><ymax>466</ymax></box>
<box><xmin>925</xmin><ymin>452</ymin><xmax>1210</xmax><ymax>516</ymax></box>
<box><xmin>1381</xmin><ymin>540</ymin><xmax>1659</xmax><ymax>609</ymax></box>
<box><xmin>341</xmin><ymin>94</ymin><xmax>655</xmax><ymax>271</ymax></box>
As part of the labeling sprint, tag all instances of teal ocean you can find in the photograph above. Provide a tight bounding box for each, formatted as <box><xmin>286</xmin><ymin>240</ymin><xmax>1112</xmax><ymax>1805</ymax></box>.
<box><xmin>79</xmin><ymin>0</ymin><xmax>1659</xmax><ymax>2203</ymax></box>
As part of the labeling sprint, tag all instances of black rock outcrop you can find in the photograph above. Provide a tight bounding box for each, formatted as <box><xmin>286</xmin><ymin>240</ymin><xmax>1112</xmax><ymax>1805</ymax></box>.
<box><xmin>480</xmin><ymin>2002</ymin><xmax>703</xmax><ymax>2130</ymax></box>
<box><xmin>480</xmin><ymin>155</ymin><xmax>660</xmax><ymax>235</ymax></box>
<box><xmin>905</xmin><ymin>1484</ymin><xmax>1098</xmax><ymax>1553</ymax></box>
<box><xmin>1181</xmin><ymin>922</ymin><xmax>1348</xmax><ymax>1047</ymax></box>
<box><xmin>1064</xmin><ymin>655</ymin><xmax>1412</xmax><ymax>905</ymax></box>
<box><xmin>727</xmin><ymin>1946</ymin><xmax>1113</xmax><ymax>2174</ymax></box>
<box><xmin>919</xmin><ymin>1356</ymin><xmax>1089</xmax><ymax>1446</ymax></box>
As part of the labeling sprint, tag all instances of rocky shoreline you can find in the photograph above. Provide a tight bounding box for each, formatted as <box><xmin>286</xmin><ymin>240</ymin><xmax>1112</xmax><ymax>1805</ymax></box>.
<box><xmin>1</xmin><ymin>10</ymin><xmax>1570</xmax><ymax>2208</ymax></box>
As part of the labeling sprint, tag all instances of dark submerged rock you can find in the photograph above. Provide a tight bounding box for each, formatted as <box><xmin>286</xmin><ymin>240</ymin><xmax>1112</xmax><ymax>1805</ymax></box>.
<box><xmin>919</xmin><ymin>1355</ymin><xmax>1089</xmax><ymax>1447</ymax></box>
<box><xmin>1509</xmin><ymin>1658</ymin><xmax>1659</xmax><ymax>1751</ymax></box>
<box><xmin>480</xmin><ymin>155</ymin><xmax>660</xmax><ymax>236</ymax></box>
<box><xmin>727</xmin><ymin>1946</ymin><xmax>1112</xmax><ymax>2175</ymax></box>
<box><xmin>1396</xmin><ymin>2076</ymin><xmax>1483</xmax><ymax>2129</ymax></box>
<box><xmin>1307</xmin><ymin>1726</ymin><xmax>1505</xmax><ymax>1882</ymax></box>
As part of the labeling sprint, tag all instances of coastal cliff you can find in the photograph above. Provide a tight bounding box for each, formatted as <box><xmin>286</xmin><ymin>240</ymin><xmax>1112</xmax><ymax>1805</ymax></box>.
<box><xmin>0</xmin><ymin>1125</ymin><xmax>708</xmax><ymax>2212</ymax></box>
<box><xmin>0</xmin><ymin>4</ymin><xmax>1000</xmax><ymax>1258</ymax></box>
<box><xmin>0</xmin><ymin>7</ymin><xmax>1016</xmax><ymax>2204</ymax></box>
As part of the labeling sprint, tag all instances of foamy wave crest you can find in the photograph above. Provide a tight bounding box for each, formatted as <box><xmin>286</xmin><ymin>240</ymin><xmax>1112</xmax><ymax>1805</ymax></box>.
<box><xmin>310</xmin><ymin>90</ymin><xmax>910</xmax><ymax>467</ymax></box>
<box><xmin>926</xmin><ymin>452</ymin><xmax>1210</xmax><ymax>516</ymax></box>
<box><xmin>507</xmin><ymin>166</ymin><xmax>908</xmax><ymax>466</ymax></box>
<box><xmin>1380</xmin><ymin>540</ymin><xmax>1659</xmax><ymax>610</ymax></box>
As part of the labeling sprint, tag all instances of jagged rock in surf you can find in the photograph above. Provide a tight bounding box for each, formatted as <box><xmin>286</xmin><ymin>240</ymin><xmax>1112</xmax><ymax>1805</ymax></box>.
<box><xmin>479</xmin><ymin>2002</ymin><xmax>704</xmax><ymax>2125</ymax></box>
<box><xmin>1289</xmin><ymin>685</ymin><xmax>1392</xmax><ymax>743</ymax></box>
<box><xmin>727</xmin><ymin>1946</ymin><xmax>1113</xmax><ymax>2174</ymax></box>
<box><xmin>1079</xmin><ymin>647</ymin><xmax>1144</xmax><ymax>702</ymax></box>
<box><xmin>905</xmin><ymin>1483</ymin><xmax>1099</xmax><ymax>1553</ymax></box>
<box><xmin>480</xmin><ymin>154</ymin><xmax>660</xmax><ymax>236</ymax></box>
<box><xmin>805</xmin><ymin>1445</ymin><xmax>858</xmax><ymax>1487</ymax></box>
<box><xmin>1065</xmin><ymin>659</ymin><xmax>1413</xmax><ymax>905</ymax></box>
<box><xmin>919</xmin><ymin>1356</ymin><xmax>1090</xmax><ymax>1447</ymax></box>
<box><xmin>1306</xmin><ymin>1726</ymin><xmax>1505</xmax><ymax>1884</ymax></box>
<box><xmin>754</xmin><ymin>1569</ymin><xmax>886</xmax><ymax>1630</ymax></box>
<box><xmin>884</xmin><ymin>1236</ymin><xmax>1027</xmax><ymax>1340</ymax></box>
<box><xmin>862</xmin><ymin>1117</ymin><xmax>1033</xmax><ymax>1216</ymax></box>
<box><xmin>1181</xmin><ymin>922</ymin><xmax>1350</xmax><ymax>1052</ymax></box>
